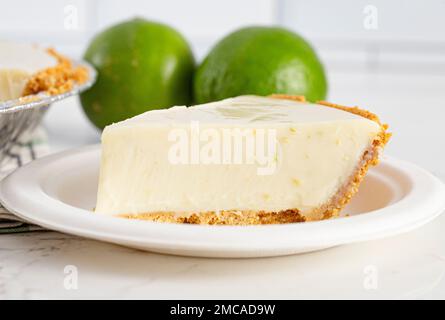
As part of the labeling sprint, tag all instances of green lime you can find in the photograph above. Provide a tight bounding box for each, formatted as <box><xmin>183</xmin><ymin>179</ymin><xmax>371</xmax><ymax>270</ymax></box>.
<box><xmin>194</xmin><ymin>26</ymin><xmax>327</xmax><ymax>103</ymax></box>
<box><xmin>80</xmin><ymin>18</ymin><xmax>195</xmax><ymax>129</ymax></box>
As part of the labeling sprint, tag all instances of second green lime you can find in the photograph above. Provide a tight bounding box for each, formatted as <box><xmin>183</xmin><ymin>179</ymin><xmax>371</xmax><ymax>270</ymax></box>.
<box><xmin>194</xmin><ymin>26</ymin><xmax>328</xmax><ymax>103</ymax></box>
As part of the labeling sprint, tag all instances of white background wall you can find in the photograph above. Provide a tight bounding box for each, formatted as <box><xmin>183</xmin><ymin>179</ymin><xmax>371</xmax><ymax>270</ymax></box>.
<box><xmin>0</xmin><ymin>0</ymin><xmax>444</xmax><ymax>174</ymax></box>
<box><xmin>2</xmin><ymin>0</ymin><xmax>445</xmax><ymax>72</ymax></box>
<box><xmin>0</xmin><ymin>0</ymin><xmax>279</xmax><ymax>58</ymax></box>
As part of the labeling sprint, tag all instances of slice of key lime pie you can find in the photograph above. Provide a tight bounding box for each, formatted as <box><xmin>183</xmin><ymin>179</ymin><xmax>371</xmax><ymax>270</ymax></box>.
<box><xmin>0</xmin><ymin>41</ymin><xmax>88</xmax><ymax>102</ymax></box>
<box><xmin>95</xmin><ymin>95</ymin><xmax>390</xmax><ymax>225</ymax></box>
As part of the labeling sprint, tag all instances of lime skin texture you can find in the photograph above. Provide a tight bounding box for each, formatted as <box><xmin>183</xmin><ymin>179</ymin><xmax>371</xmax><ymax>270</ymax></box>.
<box><xmin>194</xmin><ymin>26</ymin><xmax>328</xmax><ymax>104</ymax></box>
<box><xmin>81</xmin><ymin>18</ymin><xmax>195</xmax><ymax>130</ymax></box>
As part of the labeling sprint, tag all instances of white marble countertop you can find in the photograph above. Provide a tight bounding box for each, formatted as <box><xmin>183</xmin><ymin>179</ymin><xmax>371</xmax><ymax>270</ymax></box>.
<box><xmin>1</xmin><ymin>73</ymin><xmax>445</xmax><ymax>299</ymax></box>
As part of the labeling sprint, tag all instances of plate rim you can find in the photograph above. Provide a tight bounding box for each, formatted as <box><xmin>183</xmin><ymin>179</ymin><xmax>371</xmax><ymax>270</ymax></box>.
<box><xmin>1</xmin><ymin>145</ymin><xmax>445</xmax><ymax>255</ymax></box>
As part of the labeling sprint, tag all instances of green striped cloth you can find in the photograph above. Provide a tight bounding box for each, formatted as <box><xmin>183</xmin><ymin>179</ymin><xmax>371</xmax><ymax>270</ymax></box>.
<box><xmin>0</xmin><ymin>128</ymin><xmax>48</xmax><ymax>234</ymax></box>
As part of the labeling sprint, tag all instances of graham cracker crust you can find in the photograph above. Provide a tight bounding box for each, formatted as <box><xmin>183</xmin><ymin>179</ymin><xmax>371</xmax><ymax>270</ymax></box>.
<box><xmin>23</xmin><ymin>48</ymin><xmax>89</xmax><ymax>97</ymax></box>
<box><xmin>122</xmin><ymin>210</ymin><xmax>306</xmax><ymax>226</ymax></box>
<box><xmin>119</xmin><ymin>95</ymin><xmax>391</xmax><ymax>225</ymax></box>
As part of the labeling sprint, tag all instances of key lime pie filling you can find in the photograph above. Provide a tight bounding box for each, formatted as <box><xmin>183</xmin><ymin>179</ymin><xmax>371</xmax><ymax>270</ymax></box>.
<box><xmin>95</xmin><ymin>95</ymin><xmax>391</xmax><ymax>225</ymax></box>
<box><xmin>0</xmin><ymin>41</ymin><xmax>88</xmax><ymax>102</ymax></box>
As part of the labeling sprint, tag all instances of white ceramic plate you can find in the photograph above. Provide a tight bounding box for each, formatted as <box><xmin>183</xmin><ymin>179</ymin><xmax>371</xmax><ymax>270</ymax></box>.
<box><xmin>1</xmin><ymin>145</ymin><xmax>444</xmax><ymax>258</ymax></box>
